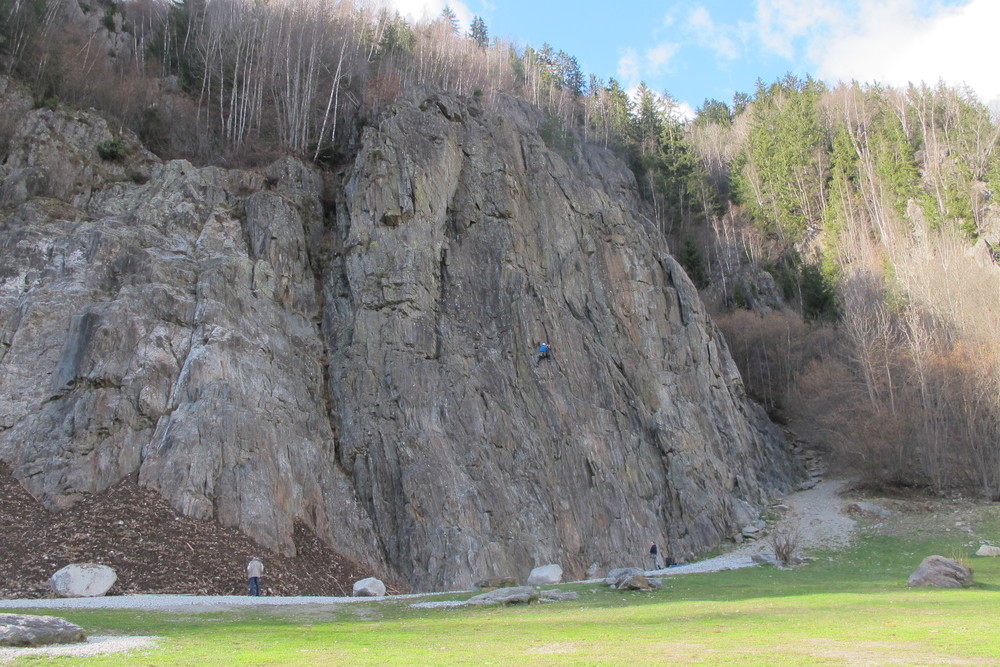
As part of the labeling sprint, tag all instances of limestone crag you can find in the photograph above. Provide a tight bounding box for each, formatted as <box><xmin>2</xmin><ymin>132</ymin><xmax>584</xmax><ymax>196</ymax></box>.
<box><xmin>0</xmin><ymin>81</ymin><xmax>805</xmax><ymax>591</ymax></box>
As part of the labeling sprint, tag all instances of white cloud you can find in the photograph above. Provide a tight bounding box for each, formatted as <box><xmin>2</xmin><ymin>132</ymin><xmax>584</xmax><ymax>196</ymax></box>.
<box><xmin>645</xmin><ymin>43</ymin><xmax>680</xmax><ymax>74</ymax></box>
<box><xmin>687</xmin><ymin>6</ymin><xmax>741</xmax><ymax>60</ymax></box>
<box><xmin>675</xmin><ymin>100</ymin><xmax>696</xmax><ymax>122</ymax></box>
<box><xmin>811</xmin><ymin>0</ymin><xmax>1000</xmax><ymax>108</ymax></box>
<box><xmin>617</xmin><ymin>48</ymin><xmax>641</xmax><ymax>86</ymax></box>
<box><xmin>754</xmin><ymin>0</ymin><xmax>845</xmax><ymax>59</ymax></box>
<box><xmin>617</xmin><ymin>42</ymin><xmax>681</xmax><ymax>89</ymax></box>
<box><xmin>744</xmin><ymin>0</ymin><xmax>1000</xmax><ymax>108</ymax></box>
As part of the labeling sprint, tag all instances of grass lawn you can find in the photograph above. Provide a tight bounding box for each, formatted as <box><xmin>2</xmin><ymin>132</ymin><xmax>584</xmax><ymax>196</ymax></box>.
<box><xmin>7</xmin><ymin>498</ymin><xmax>1000</xmax><ymax>665</ymax></box>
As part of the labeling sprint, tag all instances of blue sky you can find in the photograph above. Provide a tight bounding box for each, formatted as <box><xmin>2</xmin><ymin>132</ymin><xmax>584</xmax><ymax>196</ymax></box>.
<box><xmin>378</xmin><ymin>0</ymin><xmax>1000</xmax><ymax>117</ymax></box>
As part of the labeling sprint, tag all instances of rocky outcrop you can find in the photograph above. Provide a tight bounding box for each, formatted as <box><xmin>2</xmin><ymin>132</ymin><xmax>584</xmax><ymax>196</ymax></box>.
<box><xmin>0</xmin><ymin>80</ymin><xmax>805</xmax><ymax>591</ymax></box>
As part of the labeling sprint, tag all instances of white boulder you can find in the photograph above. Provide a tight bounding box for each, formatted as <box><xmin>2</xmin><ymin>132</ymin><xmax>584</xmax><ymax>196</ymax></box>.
<box><xmin>352</xmin><ymin>577</ymin><xmax>387</xmax><ymax>597</ymax></box>
<box><xmin>49</xmin><ymin>563</ymin><xmax>117</xmax><ymax>598</ymax></box>
<box><xmin>976</xmin><ymin>544</ymin><xmax>1000</xmax><ymax>557</ymax></box>
<box><xmin>527</xmin><ymin>564</ymin><xmax>562</xmax><ymax>586</ymax></box>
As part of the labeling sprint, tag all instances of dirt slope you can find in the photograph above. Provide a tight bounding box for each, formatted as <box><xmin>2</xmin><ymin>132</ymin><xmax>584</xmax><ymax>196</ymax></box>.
<box><xmin>0</xmin><ymin>464</ymin><xmax>397</xmax><ymax>598</ymax></box>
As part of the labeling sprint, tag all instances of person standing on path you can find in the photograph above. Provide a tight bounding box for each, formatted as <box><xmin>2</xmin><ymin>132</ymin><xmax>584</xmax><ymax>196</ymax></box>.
<box><xmin>649</xmin><ymin>542</ymin><xmax>660</xmax><ymax>570</ymax></box>
<box><xmin>247</xmin><ymin>557</ymin><xmax>264</xmax><ymax>596</ymax></box>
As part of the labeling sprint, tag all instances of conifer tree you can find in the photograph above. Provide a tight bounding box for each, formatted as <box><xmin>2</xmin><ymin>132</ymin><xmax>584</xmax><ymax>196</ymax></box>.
<box><xmin>469</xmin><ymin>16</ymin><xmax>488</xmax><ymax>49</ymax></box>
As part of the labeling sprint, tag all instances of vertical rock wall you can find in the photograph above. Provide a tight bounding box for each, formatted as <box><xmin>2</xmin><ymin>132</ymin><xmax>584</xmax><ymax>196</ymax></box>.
<box><xmin>0</xmin><ymin>83</ymin><xmax>804</xmax><ymax>592</ymax></box>
<box><xmin>325</xmin><ymin>94</ymin><xmax>804</xmax><ymax>589</ymax></box>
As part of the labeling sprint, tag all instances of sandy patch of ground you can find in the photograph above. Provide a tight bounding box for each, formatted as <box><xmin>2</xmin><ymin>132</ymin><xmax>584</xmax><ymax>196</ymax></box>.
<box><xmin>0</xmin><ymin>636</ymin><xmax>160</xmax><ymax>663</ymax></box>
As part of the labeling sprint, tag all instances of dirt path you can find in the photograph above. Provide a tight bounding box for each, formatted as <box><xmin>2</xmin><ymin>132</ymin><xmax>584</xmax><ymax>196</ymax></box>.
<box><xmin>772</xmin><ymin>478</ymin><xmax>855</xmax><ymax>551</ymax></box>
<box><xmin>653</xmin><ymin>478</ymin><xmax>855</xmax><ymax>575</ymax></box>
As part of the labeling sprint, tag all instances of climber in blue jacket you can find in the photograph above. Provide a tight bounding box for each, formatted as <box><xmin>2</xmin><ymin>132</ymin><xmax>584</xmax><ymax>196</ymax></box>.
<box><xmin>537</xmin><ymin>342</ymin><xmax>551</xmax><ymax>364</ymax></box>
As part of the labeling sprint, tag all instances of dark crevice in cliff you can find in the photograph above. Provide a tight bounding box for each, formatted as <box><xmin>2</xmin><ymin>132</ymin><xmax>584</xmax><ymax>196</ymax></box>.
<box><xmin>435</xmin><ymin>247</ymin><xmax>448</xmax><ymax>361</ymax></box>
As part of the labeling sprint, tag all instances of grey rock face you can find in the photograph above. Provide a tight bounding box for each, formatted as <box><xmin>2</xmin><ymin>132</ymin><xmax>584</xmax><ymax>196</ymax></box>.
<box><xmin>0</xmin><ymin>89</ymin><xmax>805</xmax><ymax>592</ymax></box>
<box><xmin>326</xmin><ymin>93</ymin><xmax>804</xmax><ymax>589</ymax></box>
<box><xmin>0</xmin><ymin>112</ymin><xmax>383</xmax><ymax>571</ymax></box>
<box><xmin>0</xmin><ymin>614</ymin><xmax>86</xmax><ymax>647</ymax></box>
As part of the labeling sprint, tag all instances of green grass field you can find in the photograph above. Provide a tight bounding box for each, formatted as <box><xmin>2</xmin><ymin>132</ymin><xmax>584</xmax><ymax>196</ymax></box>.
<box><xmin>7</xmin><ymin>498</ymin><xmax>1000</xmax><ymax>665</ymax></box>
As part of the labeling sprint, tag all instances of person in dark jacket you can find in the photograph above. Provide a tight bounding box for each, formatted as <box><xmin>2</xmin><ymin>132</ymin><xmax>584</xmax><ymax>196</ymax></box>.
<box><xmin>649</xmin><ymin>542</ymin><xmax>660</xmax><ymax>570</ymax></box>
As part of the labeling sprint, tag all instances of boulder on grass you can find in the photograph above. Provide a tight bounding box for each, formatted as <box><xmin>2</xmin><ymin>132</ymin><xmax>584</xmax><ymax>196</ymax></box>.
<box><xmin>907</xmin><ymin>555</ymin><xmax>974</xmax><ymax>588</ymax></box>
<box><xmin>467</xmin><ymin>586</ymin><xmax>538</xmax><ymax>606</ymax></box>
<box><xmin>352</xmin><ymin>577</ymin><xmax>387</xmax><ymax>597</ymax></box>
<box><xmin>49</xmin><ymin>563</ymin><xmax>117</xmax><ymax>598</ymax></box>
<box><xmin>604</xmin><ymin>567</ymin><xmax>643</xmax><ymax>586</ymax></box>
<box><xmin>0</xmin><ymin>614</ymin><xmax>87</xmax><ymax>647</ymax></box>
<box><xmin>527</xmin><ymin>564</ymin><xmax>562</xmax><ymax>585</ymax></box>
<box><xmin>616</xmin><ymin>574</ymin><xmax>652</xmax><ymax>591</ymax></box>
<box><xmin>604</xmin><ymin>567</ymin><xmax>645</xmax><ymax>586</ymax></box>
<box><xmin>976</xmin><ymin>545</ymin><xmax>1000</xmax><ymax>557</ymax></box>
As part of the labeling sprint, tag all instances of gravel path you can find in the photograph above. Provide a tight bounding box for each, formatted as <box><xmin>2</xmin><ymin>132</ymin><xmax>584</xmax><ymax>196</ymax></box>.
<box><xmin>0</xmin><ymin>592</ymin><xmax>432</xmax><ymax>612</ymax></box>
<box><xmin>651</xmin><ymin>477</ymin><xmax>854</xmax><ymax>575</ymax></box>
<box><xmin>0</xmin><ymin>478</ymin><xmax>855</xmax><ymax>660</ymax></box>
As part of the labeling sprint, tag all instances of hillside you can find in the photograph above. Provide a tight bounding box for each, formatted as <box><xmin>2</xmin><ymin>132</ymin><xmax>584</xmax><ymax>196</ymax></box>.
<box><xmin>0</xmin><ymin>463</ymin><xmax>380</xmax><ymax>598</ymax></box>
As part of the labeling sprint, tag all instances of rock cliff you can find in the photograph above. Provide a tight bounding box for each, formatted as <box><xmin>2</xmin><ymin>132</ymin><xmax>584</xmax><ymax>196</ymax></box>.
<box><xmin>0</xmin><ymin>81</ymin><xmax>805</xmax><ymax>591</ymax></box>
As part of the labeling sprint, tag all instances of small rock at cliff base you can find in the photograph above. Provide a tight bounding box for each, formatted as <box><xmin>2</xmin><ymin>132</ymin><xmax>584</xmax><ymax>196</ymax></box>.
<box><xmin>49</xmin><ymin>563</ymin><xmax>117</xmax><ymax>597</ymax></box>
<box><xmin>527</xmin><ymin>564</ymin><xmax>562</xmax><ymax>585</ymax></box>
<box><xmin>0</xmin><ymin>614</ymin><xmax>87</xmax><ymax>647</ymax></box>
<box><xmin>975</xmin><ymin>544</ymin><xmax>1000</xmax><ymax>557</ymax></box>
<box><xmin>352</xmin><ymin>577</ymin><xmax>387</xmax><ymax>597</ymax></box>
<box><xmin>474</xmin><ymin>576</ymin><xmax>518</xmax><ymax>590</ymax></box>
<box><xmin>907</xmin><ymin>555</ymin><xmax>973</xmax><ymax>588</ymax></box>
<box><xmin>845</xmin><ymin>501</ymin><xmax>891</xmax><ymax>518</ymax></box>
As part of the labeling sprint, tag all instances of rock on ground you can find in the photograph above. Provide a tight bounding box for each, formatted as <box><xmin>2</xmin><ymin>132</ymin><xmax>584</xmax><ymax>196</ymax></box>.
<box><xmin>527</xmin><ymin>564</ymin><xmax>563</xmax><ymax>586</ymax></box>
<box><xmin>352</xmin><ymin>577</ymin><xmax>386</xmax><ymax>597</ymax></box>
<box><xmin>50</xmin><ymin>563</ymin><xmax>117</xmax><ymax>598</ymax></box>
<box><xmin>466</xmin><ymin>586</ymin><xmax>538</xmax><ymax>606</ymax></box>
<box><xmin>908</xmin><ymin>555</ymin><xmax>974</xmax><ymax>588</ymax></box>
<box><xmin>0</xmin><ymin>614</ymin><xmax>86</xmax><ymax>647</ymax></box>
